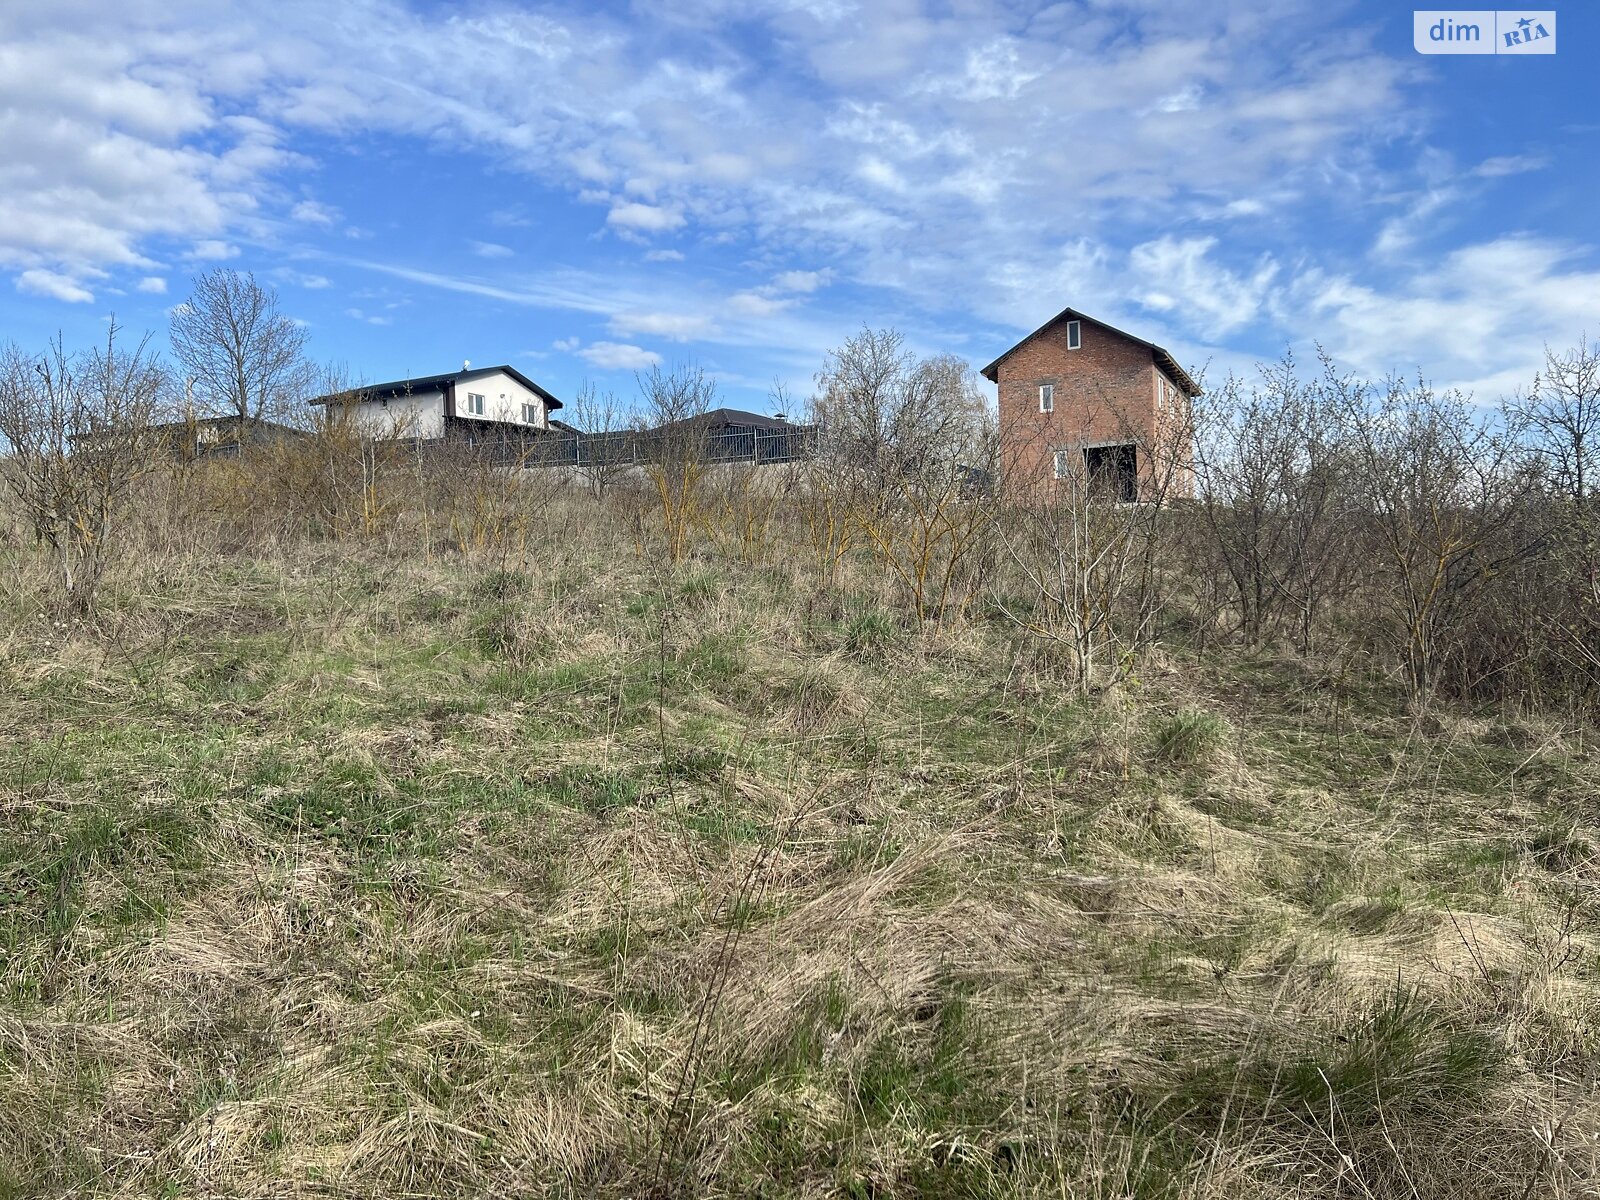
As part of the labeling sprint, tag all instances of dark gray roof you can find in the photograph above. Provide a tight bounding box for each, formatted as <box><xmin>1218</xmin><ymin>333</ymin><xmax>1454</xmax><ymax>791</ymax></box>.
<box><xmin>310</xmin><ymin>365</ymin><xmax>563</xmax><ymax>410</ymax></box>
<box><xmin>147</xmin><ymin>415</ymin><xmax>304</xmax><ymax>434</ymax></box>
<box><xmin>980</xmin><ymin>307</ymin><xmax>1201</xmax><ymax>397</ymax></box>
<box><xmin>653</xmin><ymin>407</ymin><xmax>807</xmax><ymax>433</ymax></box>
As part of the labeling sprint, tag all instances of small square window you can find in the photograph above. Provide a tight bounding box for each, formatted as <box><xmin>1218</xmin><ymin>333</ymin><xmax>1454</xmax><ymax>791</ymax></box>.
<box><xmin>466</xmin><ymin>392</ymin><xmax>486</xmax><ymax>416</ymax></box>
<box><xmin>1039</xmin><ymin>384</ymin><xmax>1054</xmax><ymax>413</ymax></box>
<box><xmin>1066</xmin><ymin>320</ymin><xmax>1081</xmax><ymax>350</ymax></box>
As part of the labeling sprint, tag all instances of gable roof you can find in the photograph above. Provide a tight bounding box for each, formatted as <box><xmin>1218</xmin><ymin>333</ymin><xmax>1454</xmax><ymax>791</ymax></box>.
<box><xmin>980</xmin><ymin>307</ymin><xmax>1201</xmax><ymax>397</ymax></box>
<box><xmin>309</xmin><ymin>365</ymin><xmax>564</xmax><ymax>410</ymax></box>
<box><xmin>649</xmin><ymin>407</ymin><xmax>810</xmax><ymax>433</ymax></box>
<box><xmin>147</xmin><ymin>415</ymin><xmax>304</xmax><ymax>434</ymax></box>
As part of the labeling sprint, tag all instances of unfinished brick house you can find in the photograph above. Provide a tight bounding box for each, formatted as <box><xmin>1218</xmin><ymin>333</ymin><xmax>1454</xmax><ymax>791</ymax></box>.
<box><xmin>982</xmin><ymin>307</ymin><xmax>1200</xmax><ymax>502</ymax></box>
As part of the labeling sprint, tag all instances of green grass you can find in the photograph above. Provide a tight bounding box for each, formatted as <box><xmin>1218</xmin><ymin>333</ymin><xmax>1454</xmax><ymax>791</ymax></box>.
<box><xmin>1149</xmin><ymin>707</ymin><xmax>1230</xmax><ymax>767</ymax></box>
<box><xmin>0</xmin><ymin>531</ymin><xmax>1596</xmax><ymax>1199</ymax></box>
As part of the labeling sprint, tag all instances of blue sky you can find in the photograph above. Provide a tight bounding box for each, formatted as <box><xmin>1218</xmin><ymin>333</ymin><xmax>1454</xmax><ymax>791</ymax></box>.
<box><xmin>1</xmin><ymin>0</ymin><xmax>1596</xmax><ymax>413</ymax></box>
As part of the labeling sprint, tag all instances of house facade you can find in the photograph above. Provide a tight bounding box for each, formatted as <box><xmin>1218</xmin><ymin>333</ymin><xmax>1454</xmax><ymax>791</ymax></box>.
<box><xmin>312</xmin><ymin>365</ymin><xmax>563</xmax><ymax>444</ymax></box>
<box><xmin>982</xmin><ymin>308</ymin><xmax>1199</xmax><ymax>501</ymax></box>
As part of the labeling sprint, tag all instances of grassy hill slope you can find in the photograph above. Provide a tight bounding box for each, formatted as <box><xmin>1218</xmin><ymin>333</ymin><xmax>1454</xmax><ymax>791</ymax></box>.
<box><xmin>2</xmin><ymin>526</ymin><xmax>1597</xmax><ymax>1198</ymax></box>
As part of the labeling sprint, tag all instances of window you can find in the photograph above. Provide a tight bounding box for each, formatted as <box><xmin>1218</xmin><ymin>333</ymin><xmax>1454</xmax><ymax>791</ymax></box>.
<box><xmin>1039</xmin><ymin>383</ymin><xmax>1054</xmax><ymax>413</ymax></box>
<box><xmin>522</xmin><ymin>402</ymin><xmax>538</xmax><ymax>424</ymax></box>
<box><xmin>466</xmin><ymin>392</ymin><xmax>486</xmax><ymax>416</ymax></box>
<box><xmin>1084</xmin><ymin>443</ymin><xmax>1138</xmax><ymax>503</ymax></box>
<box><xmin>1053</xmin><ymin>449</ymin><xmax>1072</xmax><ymax>480</ymax></box>
<box><xmin>1066</xmin><ymin>320</ymin><xmax>1082</xmax><ymax>350</ymax></box>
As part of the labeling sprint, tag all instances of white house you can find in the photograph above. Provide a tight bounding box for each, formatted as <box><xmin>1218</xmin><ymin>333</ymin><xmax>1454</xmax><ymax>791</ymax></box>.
<box><xmin>311</xmin><ymin>364</ymin><xmax>564</xmax><ymax>442</ymax></box>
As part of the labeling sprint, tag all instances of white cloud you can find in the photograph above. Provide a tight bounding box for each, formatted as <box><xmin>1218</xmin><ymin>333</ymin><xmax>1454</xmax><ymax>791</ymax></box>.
<box><xmin>136</xmin><ymin>275</ymin><xmax>168</xmax><ymax>294</ymax></box>
<box><xmin>915</xmin><ymin>37</ymin><xmax>1040</xmax><ymax>102</ymax></box>
<box><xmin>856</xmin><ymin>156</ymin><xmax>909</xmax><ymax>192</ymax></box>
<box><xmin>1128</xmin><ymin>236</ymin><xmax>1276</xmax><ymax>336</ymax></box>
<box><xmin>0</xmin><ymin>0</ymin><xmax>1421</xmax><ymax>312</ymax></box>
<box><xmin>0</xmin><ymin>0</ymin><xmax>1575</xmax><ymax>407</ymax></box>
<box><xmin>552</xmin><ymin>336</ymin><xmax>580</xmax><ymax>351</ymax></box>
<box><xmin>772</xmin><ymin>269</ymin><xmax>832</xmax><ymax>294</ymax></box>
<box><xmin>470</xmin><ymin>240</ymin><xmax>515</xmax><ymax>259</ymax></box>
<box><xmin>291</xmin><ymin>199</ymin><xmax>339</xmax><ymax>225</ymax></box>
<box><xmin>345</xmin><ymin>307</ymin><xmax>391</xmax><ymax>326</ymax></box>
<box><xmin>1150</xmin><ymin>84</ymin><xmax>1205</xmax><ymax>114</ymax></box>
<box><xmin>606</xmin><ymin>201</ymin><xmax>685</xmax><ymax>235</ymax></box>
<box><xmin>1287</xmin><ymin>235</ymin><xmax>1600</xmax><ymax>397</ymax></box>
<box><xmin>17</xmin><ymin>268</ymin><xmax>94</xmax><ymax>303</ymax></box>
<box><xmin>609</xmin><ymin>310</ymin><xmax>717</xmax><ymax>340</ymax></box>
<box><xmin>1473</xmin><ymin>154</ymin><xmax>1548</xmax><ymax>178</ymax></box>
<box><xmin>189</xmin><ymin>240</ymin><xmax>239</xmax><ymax>261</ymax></box>
<box><xmin>578</xmin><ymin>340</ymin><xmax>661</xmax><ymax>370</ymax></box>
<box><xmin>728</xmin><ymin>291</ymin><xmax>794</xmax><ymax>319</ymax></box>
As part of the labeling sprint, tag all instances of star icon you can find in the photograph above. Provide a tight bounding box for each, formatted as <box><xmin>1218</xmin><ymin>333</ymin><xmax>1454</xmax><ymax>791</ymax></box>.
<box><xmin>1517</xmin><ymin>16</ymin><xmax>1533</xmax><ymax>30</ymax></box>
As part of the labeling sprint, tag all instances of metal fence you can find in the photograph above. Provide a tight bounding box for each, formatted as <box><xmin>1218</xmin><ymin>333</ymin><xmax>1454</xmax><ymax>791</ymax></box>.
<box><xmin>561</xmin><ymin>425</ymin><xmax>817</xmax><ymax>466</ymax></box>
<box><xmin>447</xmin><ymin>424</ymin><xmax>819</xmax><ymax>469</ymax></box>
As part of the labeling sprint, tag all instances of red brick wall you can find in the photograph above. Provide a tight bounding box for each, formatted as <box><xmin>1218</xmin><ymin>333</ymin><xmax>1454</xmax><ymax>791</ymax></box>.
<box><xmin>994</xmin><ymin>317</ymin><xmax>1191</xmax><ymax>500</ymax></box>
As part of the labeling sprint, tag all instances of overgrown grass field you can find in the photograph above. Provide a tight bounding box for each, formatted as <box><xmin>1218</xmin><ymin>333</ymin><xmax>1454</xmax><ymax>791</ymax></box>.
<box><xmin>2</xmin><ymin>504</ymin><xmax>1598</xmax><ymax>1198</ymax></box>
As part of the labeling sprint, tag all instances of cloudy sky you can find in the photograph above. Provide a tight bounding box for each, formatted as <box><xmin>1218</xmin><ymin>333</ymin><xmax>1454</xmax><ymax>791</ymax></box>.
<box><xmin>1</xmin><ymin>0</ymin><xmax>1595</xmax><ymax>410</ymax></box>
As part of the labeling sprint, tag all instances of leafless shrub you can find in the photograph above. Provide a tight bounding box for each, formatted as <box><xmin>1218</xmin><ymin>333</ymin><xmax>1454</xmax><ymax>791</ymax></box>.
<box><xmin>1511</xmin><ymin>337</ymin><xmax>1600</xmax><ymax>504</ymax></box>
<box><xmin>995</xmin><ymin>390</ymin><xmax>1188</xmax><ymax>691</ymax></box>
<box><xmin>810</xmin><ymin>327</ymin><xmax>988</xmax><ymax>511</ymax></box>
<box><xmin>566</xmin><ymin>380</ymin><xmax>632</xmax><ymax>502</ymax></box>
<box><xmin>0</xmin><ymin>323</ymin><xmax>167</xmax><ymax>614</ymax></box>
<box><xmin>429</xmin><ymin>435</ymin><xmax>565</xmax><ymax>575</ymax></box>
<box><xmin>1506</xmin><ymin>339</ymin><xmax>1600</xmax><ymax>705</ymax></box>
<box><xmin>1192</xmin><ymin>353</ymin><xmax>1358</xmax><ymax>652</ymax></box>
<box><xmin>1333</xmin><ymin>362</ymin><xmax>1538</xmax><ymax>708</ymax></box>
<box><xmin>636</xmin><ymin>362</ymin><xmax>717</xmax><ymax>563</ymax></box>
<box><xmin>808</xmin><ymin>328</ymin><xmax>996</xmax><ymax>623</ymax></box>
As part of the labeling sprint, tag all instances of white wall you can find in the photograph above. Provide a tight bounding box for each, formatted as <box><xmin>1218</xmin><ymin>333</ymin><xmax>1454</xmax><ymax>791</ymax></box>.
<box><xmin>350</xmin><ymin>390</ymin><xmax>446</xmax><ymax>439</ymax></box>
<box><xmin>455</xmin><ymin>371</ymin><xmax>549</xmax><ymax>430</ymax></box>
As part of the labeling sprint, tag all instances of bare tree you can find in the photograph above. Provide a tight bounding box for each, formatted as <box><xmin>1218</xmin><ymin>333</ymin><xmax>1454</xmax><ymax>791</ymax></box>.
<box><xmin>807</xmin><ymin>329</ymin><xmax>995</xmax><ymax>622</ymax></box>
<box><xmin>1334</xmin><ymin>364</ymin><xmax>1536</xmax><ymax>707</ymax></box>
<box><xmin>0</xmin><ymin>322</ymin><xmax>167</xmax><ymax>614</ymax></box>
<box><xmin>636</xmin><ymin>362</ymin><xmax>717</xmax><ymax>562</ymax></box>
<box><xmin>1192</xmin><ymin>354</ymin><xmax>1356</xmax><ymax>651</ymax></box>
<box><xmin>566</xmin><ymin>380</ymin><xmax>631</xmax><ymax>502</ymax></box>
<box><xmin>1510</xmin><ymin>337</ymin><xmax>1600</xmax><ymax>504</ymax></box>
<box><xmin>169</xmin><ymin>269</ymin><xmax>313</xmax><ymax>425</ymax></box>
<box><xmin>996</xmin><ymin>390</ymin><xmax>1188</xmax><ymax>692</ymax></box>
<box><xmin>810</xmin><ymin>327</ymin><xmax>987</xmax><ymax>507</ymax></box>
<box><xmin>1506</xmin><ymin>338</ymin><xmax>1600</xmax><ymax>702</ymax></box>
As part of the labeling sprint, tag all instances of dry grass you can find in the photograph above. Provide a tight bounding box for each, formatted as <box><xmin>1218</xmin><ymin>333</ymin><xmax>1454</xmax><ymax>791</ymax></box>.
<box><xmin>0</xmin><ymin>484</ymin><xmax>1597</xmax><ymax>1199</ymax></box>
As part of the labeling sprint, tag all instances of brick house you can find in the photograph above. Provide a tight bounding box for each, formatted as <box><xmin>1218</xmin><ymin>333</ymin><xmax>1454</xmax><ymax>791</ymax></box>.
<box><xmin>981</xmin><ymin>307</ymin><xmax>1200</xmax><ymax>502</ymax></box>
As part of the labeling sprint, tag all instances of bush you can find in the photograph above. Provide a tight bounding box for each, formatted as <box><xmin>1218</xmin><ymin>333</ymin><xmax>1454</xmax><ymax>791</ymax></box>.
<box><xmin>844</xmin><ymin>610</ymin><xmax>897</xmax><ymax>658</ymax></box>
<box><xmin>1150</xmin><ymin>707</ymin><xmax>1229</xmax><ymax>766</ymax></box>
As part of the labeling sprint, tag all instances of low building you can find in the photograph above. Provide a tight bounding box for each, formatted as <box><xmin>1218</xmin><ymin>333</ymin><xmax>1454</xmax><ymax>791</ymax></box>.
<box><xmin>74</xmin><ymin>414</ymin><xmax>304</xmax><ymax>460</ymax></box>
<box><xmin>645</xmin><ymin>407</ymin><xmax>817</xmax><ymax>463</ymax></box>
<box><xmin>560</xmin><ymin>408</ymin><xmax>817</xmax><ymax>467</ymax></box>
<box><xmin>982</xmin><ymin>307</ymin><xmax>1200</xmax><ymax>501</ymax></box>
<box><xmin>311</xmin><ymin>365</ymin><xmax>564</xmax><ymax>445</ymax></box>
